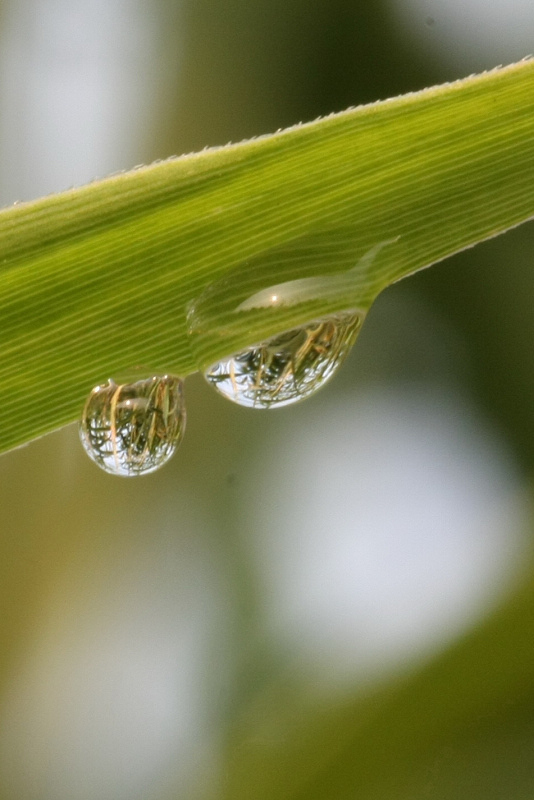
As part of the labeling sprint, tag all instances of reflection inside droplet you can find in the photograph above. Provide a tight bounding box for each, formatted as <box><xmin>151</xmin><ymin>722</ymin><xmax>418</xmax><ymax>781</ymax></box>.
<box><xmin>204</xmin><ymin>311</ymin><xmax>362</xmax><ymax>408</ymax></box>
<box><xmin>79</xmin><ymin>375</ymin><xmax>186</xmax><ymax>476</ymax></box>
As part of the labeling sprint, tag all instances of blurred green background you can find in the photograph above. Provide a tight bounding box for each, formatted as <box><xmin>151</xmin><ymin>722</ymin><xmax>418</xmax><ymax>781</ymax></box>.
<box><xmin>0</xmin><ymin>1</ymin><xmax>534</xmax><ymax>798</ymax></box>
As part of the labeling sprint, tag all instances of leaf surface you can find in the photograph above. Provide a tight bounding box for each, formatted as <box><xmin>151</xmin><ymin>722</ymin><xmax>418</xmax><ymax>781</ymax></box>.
<box><xmin>1</xmin><ymin>60</ymin><xmax>534</xmax><ymax>453</ymax></box>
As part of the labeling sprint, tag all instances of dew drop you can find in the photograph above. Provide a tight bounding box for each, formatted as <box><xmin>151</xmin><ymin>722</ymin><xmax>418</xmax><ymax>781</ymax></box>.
<box><xmin>79</xmin><ymin>375</ymin><xmax>186</xmax><ymax>476</ymax></box>
<box><xmin>204</xmin><ymin>310</ymin><xmax>361</xmax><ymax>408</ymax></box>
<box><xmin>187</xmin><ymin>232</ymin><xmax>399</xmax><ymax>408</ymax></box>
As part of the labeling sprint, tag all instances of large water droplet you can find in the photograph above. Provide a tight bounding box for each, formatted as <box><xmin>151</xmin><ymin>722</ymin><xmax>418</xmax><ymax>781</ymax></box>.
<box><xmin>79</xmin><ymin>375</ymin><xmax>186</xmax><ymax>476</ymax></box>
<box><xmin>187</xmin><ymin>233</ymin><xmax>398</xmax><ymax>407</ymax></box>
<box><xmin>204</xmin><ymin>311</ymin><xmax>361</xmax><ymax>408</ymax></box>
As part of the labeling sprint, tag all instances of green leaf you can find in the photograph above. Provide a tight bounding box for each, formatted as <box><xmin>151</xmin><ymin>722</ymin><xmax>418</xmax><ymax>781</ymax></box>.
<box><xmin>1</xmin><ymin>59</ymin><xmax>534</xmax><ymax>454</ymax></box>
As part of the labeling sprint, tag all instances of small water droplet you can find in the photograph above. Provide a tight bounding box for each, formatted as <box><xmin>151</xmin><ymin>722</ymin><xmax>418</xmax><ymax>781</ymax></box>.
<box><xmin>79</xmin><ymin>375</ymin><xmax>186</xmax><ymax>476</ymax></box>
<box><xmin>204</xmin><ymin>310</ymin><xmax>361</xmax><ymax>408</ymax></box>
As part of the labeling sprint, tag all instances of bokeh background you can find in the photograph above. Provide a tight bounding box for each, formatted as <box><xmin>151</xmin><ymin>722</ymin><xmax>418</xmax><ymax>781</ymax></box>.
<box><xmin>0</xmin><ymin>1</ymin><xmax>533</xmax><ymax>798</ymax></box>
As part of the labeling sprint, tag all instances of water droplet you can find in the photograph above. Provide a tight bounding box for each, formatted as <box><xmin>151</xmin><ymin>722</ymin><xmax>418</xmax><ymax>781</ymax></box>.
<box><xmin>204</xmin><ymin>310</ymin><xmax>361</xmax><ymax>408</ymax></box>
<box><xmin>79</xmin><ymin>375</ymin><xmax>186</xmax><ymax>476</ymax></box>
<box><xmin>188</xmin><ymin>233</ymin><xmax>398</xmax><ymax>407</ymax></box>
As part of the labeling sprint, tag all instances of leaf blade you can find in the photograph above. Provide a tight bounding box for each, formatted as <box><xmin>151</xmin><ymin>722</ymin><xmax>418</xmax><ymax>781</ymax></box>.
<box><xmin>1</xmin><ymin>60</ymin><xmax>534</xmax><ymax>453</ymax></box>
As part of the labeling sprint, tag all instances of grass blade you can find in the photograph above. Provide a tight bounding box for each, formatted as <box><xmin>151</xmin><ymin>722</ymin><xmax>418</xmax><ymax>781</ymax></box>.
<box><xmin>1</xmin><ymin>59</ymin><xmax>533</xmax><ymax>453</ymax></box>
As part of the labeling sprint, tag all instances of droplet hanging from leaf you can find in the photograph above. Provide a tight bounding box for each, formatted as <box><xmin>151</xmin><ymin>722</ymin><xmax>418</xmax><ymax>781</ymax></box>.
<box><xmin>203</xmin><ymin>311</ymin><xmax>362</xmax><ymax>408</ymax></box>
<box><xmin>187</xmin><ymin>233</ymin><xmax>394</xmax><ymax>407</ymax></box>
<box><xmin>79</xmin><ymin>375</ymin><xmax>186</xmax><ymax>476</ymax></box>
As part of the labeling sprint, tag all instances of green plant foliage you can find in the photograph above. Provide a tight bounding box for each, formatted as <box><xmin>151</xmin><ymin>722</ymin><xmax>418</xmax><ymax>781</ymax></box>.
<box><xmin>0</xmin><ymin>59</ymin><xmax>533</xmax><ymax>454</ymax></box>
